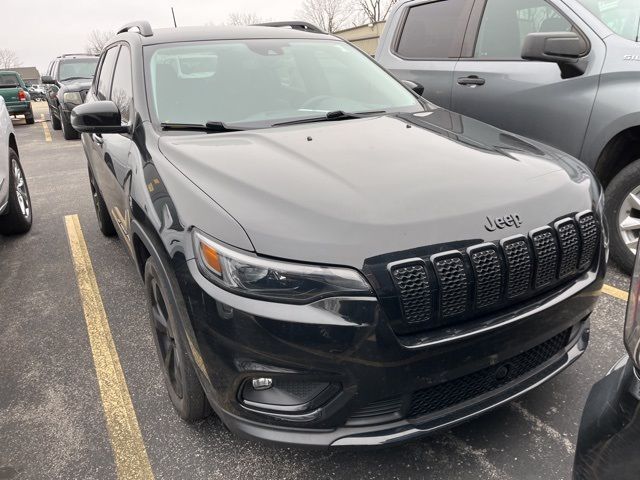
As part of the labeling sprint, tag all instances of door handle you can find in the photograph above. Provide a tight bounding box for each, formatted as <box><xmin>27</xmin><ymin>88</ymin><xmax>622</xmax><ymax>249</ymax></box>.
<box><xmin>457</xmin><ymin>76</ymin><xmax>486</xmax><ymax>86</ymax></box>
<box><xmin>92</xmin><ymin>133</ymin><xmax>104</xmax><ymax>146</ymax></box>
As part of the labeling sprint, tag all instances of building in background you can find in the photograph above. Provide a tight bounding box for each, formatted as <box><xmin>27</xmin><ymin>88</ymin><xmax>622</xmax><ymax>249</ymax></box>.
<box><xmin>335</xmin><ymin>22</ymin><xmax>386</xmax><ymax>56</ymax></box>
<box><xmin>0</xmin><ymin>67</ymin><xmax>41</xmax><ymax>85</ymax></box>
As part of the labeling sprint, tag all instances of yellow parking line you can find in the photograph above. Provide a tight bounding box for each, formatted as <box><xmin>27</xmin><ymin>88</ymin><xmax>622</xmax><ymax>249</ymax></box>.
<box><xmin>41</xmin><ymin>114</ymin><xmax>51</xmax><ymax>142</ymax></box>
<box><xmin>64</xmin><ymin>214</ymin><xmax>154</xmax><ymax>480</ymax></box>
<box><xmin>602</xmin><ymin>284</ymin><xmax>629</xmax><ymax>302</ymax></box>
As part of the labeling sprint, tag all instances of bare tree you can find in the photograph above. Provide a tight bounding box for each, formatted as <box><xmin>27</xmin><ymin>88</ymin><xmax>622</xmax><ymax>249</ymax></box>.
<box><xmin>298</xmin><ymin>0</ymin><xmax>349</xmax><ymax>33</ymax></box>
<box><xmin>85</xmin><ymin>30</ymin><xmax>113</xmax><ymax>56</ymax></box>
<box><xmin>0</xmin><ymin>49</ymin><xmax>22</xmax><ymax>69</ymax></box>
<box><xmin>226</xmin><ymin>12</ymin><xmax>265</xmax><ymax>26</ymax></box>
<box><xmin>353</xmin><ymin>0</ymin><xmax>397</xmax><ymax>24</ymax></box>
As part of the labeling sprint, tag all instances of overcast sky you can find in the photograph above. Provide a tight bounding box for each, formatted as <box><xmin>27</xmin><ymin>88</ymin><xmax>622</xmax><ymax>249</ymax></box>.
<box><xmin>0</xmin><ymin>0</ymin><xmax>302</xmax><ymax>74</ymax></box>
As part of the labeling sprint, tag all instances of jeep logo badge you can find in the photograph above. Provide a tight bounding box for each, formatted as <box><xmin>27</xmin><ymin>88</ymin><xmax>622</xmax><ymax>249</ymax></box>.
<box><xmin>485</xmin><ymin>214</ymin><xmax>522</xmax><ymax>232</ymax></box>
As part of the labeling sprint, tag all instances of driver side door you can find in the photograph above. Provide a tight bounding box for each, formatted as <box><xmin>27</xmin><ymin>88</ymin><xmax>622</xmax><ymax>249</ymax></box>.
<box><xmin>451</xmin><ymin>0</ymin><xmax>604</xmax><ymax>158</ymax></box>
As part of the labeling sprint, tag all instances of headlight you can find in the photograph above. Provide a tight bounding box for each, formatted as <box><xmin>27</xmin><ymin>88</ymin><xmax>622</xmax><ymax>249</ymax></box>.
<box><xmin>63</xmin><ymin>92</ymin><xmax>82</xmax><ymax>105</ymax></box>
<box><xmin>193</xmin><ymin>229</ymin><xmax>373</xmax><ymax>303</ymax></box>
<box><xmin>625</xmin><ymin>241</ymin><xmax>640</xmax><ymax>370</ymax></box>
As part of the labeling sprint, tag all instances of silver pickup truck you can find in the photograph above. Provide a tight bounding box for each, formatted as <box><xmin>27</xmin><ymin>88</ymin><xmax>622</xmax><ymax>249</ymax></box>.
<box><xmin>376</xmin><ymin>0</ymin><xmax>640</xmax><ymax>273</ymax></box>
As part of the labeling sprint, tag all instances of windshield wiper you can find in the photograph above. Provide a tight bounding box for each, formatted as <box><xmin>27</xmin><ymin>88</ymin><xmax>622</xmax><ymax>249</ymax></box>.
<box><xmin>161</xmin><ymin>121</ymin><xmax>246</xmax><ymax>133</ymax></box>
<box><xmin>61</xmin><ymin>76</ymin><xmax>93</xmax><ymax>81</ymax></box>
<box><xmin>272</xmin><ymin>110</ymin><xmax>386</xmax><ymax>127</ymax></box>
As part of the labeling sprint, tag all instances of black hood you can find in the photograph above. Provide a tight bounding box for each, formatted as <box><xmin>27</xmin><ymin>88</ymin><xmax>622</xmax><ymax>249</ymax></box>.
<box><xmin>59</xmin><ymin>78</ymin><xmax>92</xmax><ymax>92</ymax></box>
<box><xmin>159</xmin><ymin>109</ymin><xmax>597</xmax><ymax>268</ymax></box>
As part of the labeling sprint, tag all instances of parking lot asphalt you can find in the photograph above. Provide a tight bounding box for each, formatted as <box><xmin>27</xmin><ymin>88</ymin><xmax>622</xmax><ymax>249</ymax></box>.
<box><xmin>0</xmin><ymin>102</ymin><xmax>632</xmax><ymax>480</ymax></box>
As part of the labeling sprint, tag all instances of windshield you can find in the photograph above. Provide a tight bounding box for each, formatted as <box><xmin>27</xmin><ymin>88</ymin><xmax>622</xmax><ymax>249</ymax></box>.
<box><xmin>0</xmin><ymin>74</ymin><xmax>21</xmax><ymax>88</ymax></box>
<box><xmin>577</xmin><ymin>0</ymin><xmax>640</xmax><ymax>41</ymax></box>
<box><xmin>145</xmin><ymin>39</ymin><xmax>422</xmax><ymax>128</ymax></box>
<box><xmin>58</xmin><ymin>58</ymin><xmax>99</xmax><ymax>81</ymax></box>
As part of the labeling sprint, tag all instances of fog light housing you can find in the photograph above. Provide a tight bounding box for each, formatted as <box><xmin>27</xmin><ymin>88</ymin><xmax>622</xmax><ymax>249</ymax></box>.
<box><xmin>239</xmin><ymin>378</ymin><xmax>339</xmax><ymax>421</ymax></box>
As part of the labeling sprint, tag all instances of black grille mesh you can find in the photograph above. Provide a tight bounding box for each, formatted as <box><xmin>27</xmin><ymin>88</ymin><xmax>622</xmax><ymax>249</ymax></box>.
<box><xmin>433</xmin><ymin>256</ymin><xmax>468</xmax><ymax>318</ymax></box>
<box><xmin>349</xmin><ymin>396</ymin><xmax>403</xmax><ymax>419</ymax></box>
<box><xmin>388</xmin><ymin>212</ymin><xmax>599</xmax><ymax>331</ymax></box>
<box><xmin>557</xmin><ymin>221</ymin><xmax>580</xmax><ymax>278</ymax></box>
<box><xmin>504</xmin><ymin>238</ymin><xmax>533</xmax><ymax>298</ymax></box>
<box><xmin>578</xmin><ymin>213</ymin><xmax>599</xmax><ymax>270</ymax></box>
<box><xmin>391</xmin><ymin>263</ymin><xmax>432</xmax><ymax>324</ymax></box>
<box><xmin>470</xmin><ymin>247</ymin><xmax>502</xmax><ymax>309</ymax></box>
<box><xmin>531</xmin><ymin>229</ymin><xmax>559</xmax><ymax>288</ymax></box>
<box><xmin>408</xmin><ymin>328</ymin><xmax>572</xmax><ymax>418</ymax></box>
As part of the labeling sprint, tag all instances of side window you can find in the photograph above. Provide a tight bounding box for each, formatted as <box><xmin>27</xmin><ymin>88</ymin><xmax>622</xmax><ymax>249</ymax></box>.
<box><xmin>396</xmin><ymin>0</ymin><xmax>471</xmax><ymax>59</ymax></box>
<box><xmin>110</xmin><ymin>47</ymin><xmax>133</xmax><ymax>123</ymax></box>
<box><xmin>474</xmin><ymin>0</ymin><xmax>572</xmax><ymax>59</ymax></box>
<box><xmin>97</xmin><ymin>47</ymin><xmax>119</xmax><ymax>100</ymax></box>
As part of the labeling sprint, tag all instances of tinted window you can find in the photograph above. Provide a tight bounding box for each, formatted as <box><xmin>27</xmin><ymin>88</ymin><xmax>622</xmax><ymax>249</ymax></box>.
<box><xmin>58</xmin><ymin>58</ymin><xmax>99</xmax><ymax>81</ymax></box>
<box><xmin>147</xmin><ymin>39</ymin><xmax>421</xmax><ymax>127</ymax></box>
<box><xmin>475</xmin><ymin>0</ymin><xmax>572</xmax><ymax>59</ymax></box>
<box><xmin>396</xmin><ymin>0</ymin><xmax>470</xmax><ymax>59</ymax></box>
<box><xmin>97</xmin><ymin>47</ymin><xmax>119</xmax><ymax>100</ymax></box>
<box><xmin>0</xmin><ymin>74</ymin><xmax>21</xmax><ymax>87</ymax></box>
<box><xmin>110</xmin><ymin>47</ymin><xmax>133</xmax><ymax>123</ymax></box>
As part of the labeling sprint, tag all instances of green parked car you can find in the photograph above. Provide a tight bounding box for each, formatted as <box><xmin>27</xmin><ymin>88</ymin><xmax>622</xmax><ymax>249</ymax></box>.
<box><xmin>0</xmin><ymin>71</ymin><xmax>34</xmax><ymax>125</ymax></box>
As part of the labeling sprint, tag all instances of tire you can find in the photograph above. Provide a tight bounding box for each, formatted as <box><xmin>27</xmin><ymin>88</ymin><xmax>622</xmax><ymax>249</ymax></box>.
<box><xmin>50</xmin><ymin>106</ymin><xmax>61</xmax><ymax>130</ymax></box>
<box><xmin>144</xmin><ymin>255</ymin><xmax>211</xmax><ymax>421</ymax></box>
<box><xmin>0</xmin><ymin>149</ymin><xmax>32</xmax><ymax>235</ymax></box>
<box><xmin>88</xmin><ymin>168</ymin><xmax>116</xmax><ymax>237</ymax></box>
<box><xmin>61</xmin><ymin>112</ymin><xmax>79</xmax><ymax>140</ymax></box>
<box><xmin>24</xmin><ymin>106</ymin><xmax>35</xmax><ymax>125</ymax></box>
<box><xmin>604</xmin><ymin>159</ymin><xmax>640</xmax><ymax>274</ymax></box>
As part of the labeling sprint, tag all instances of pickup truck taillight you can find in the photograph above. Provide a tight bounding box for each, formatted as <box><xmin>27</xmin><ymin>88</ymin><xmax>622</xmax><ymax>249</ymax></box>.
<box><xmin>18</xmin><ymin>89</ymin><xmax>27</xmax><ymax>101</ymax></box>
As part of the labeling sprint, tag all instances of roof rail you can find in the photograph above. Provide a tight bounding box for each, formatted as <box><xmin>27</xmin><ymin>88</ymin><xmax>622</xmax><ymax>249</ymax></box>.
<box><xmin>59</xmin><ymin>53</ymin><xmax>97</xmax><ymax>58</ymax></box>
<box><xmin>254</xmin><ymin>21</ymin><xmax>325</xmax><ymax>34</ymax></box>
<box><xmin>117</xmin><ymin>20</ymin><xmax>153</xmax><ymax>37</ymax></box>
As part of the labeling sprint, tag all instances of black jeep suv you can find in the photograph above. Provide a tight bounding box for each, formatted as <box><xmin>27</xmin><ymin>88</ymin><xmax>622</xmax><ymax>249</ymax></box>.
<box><xmin>71</xmin><ymin>21</ymin><xmax>606</xmax><ymax>448</ymax></box>
<box><xmin>42</xmin><ymin>54</ymin><xmax>99</xmax><ymax>140</ymax></box>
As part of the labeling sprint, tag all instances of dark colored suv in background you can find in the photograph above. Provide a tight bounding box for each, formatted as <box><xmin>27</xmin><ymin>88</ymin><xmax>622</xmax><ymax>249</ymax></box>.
<box><xmin>377</xmin><ymin>0</ymin><xmax>640</xmax><ymax>274</ymax></box>
<box><xmin>42</xmin><ymin>53</ymin><xmax>99</xmax><ymax>140</ymax></box>
<box><xmin>72</xmin><ymin>21</ymin><xmax>606</xmax><ymax>447</ymax></box>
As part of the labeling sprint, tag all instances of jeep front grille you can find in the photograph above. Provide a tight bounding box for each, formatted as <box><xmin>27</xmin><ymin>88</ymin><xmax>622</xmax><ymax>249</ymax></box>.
<box><xmin>386</xmin><ymin>211</ymin><xmax>600</xmax><ymax>333</ymax></box>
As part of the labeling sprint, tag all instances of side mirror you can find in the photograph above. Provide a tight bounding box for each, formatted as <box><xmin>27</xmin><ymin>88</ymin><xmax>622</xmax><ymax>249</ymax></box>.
<box><xmin>402</xmin><ymin>80</ymin><xmax>425</xmax><ymax>97</ymax></box>
<box><xmin>41</xmin><ymin>75</ymin><xmax>55</xmax><ymax>85</ymax></box>
<box><xmin>71</xmin><ymin>101</ymin><xmax>129</xmax><ymax>134</ymax></box>
<box><xmin>521</xmin><ymin>31</ymin><xmax>589</xmax><ymax>78</ymax></box>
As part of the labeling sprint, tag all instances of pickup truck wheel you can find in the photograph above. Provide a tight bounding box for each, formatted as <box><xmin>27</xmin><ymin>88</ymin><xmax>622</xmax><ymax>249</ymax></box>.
<box><xmin>24</xmin><ymin>106</ymin><xmax>35</xmax><ymax>125</ymax></box>
<box><xmin>88</xmin><ymin>168</ymin><xmax>116</xmax><ymax>237</ymax></box>
<box><xmin>49</xmin><ymin>106</ymin><xmax>61</xmax><ymax>130</ymax></box>
<box><xmin>61</xmin><ymin>113</ymin><xmax>79</xmax><ymax>140</ymax></box>
<box><xmin>605</xmin><ymin>160</ymin><xmax>640</xmax><ymax>274</ymax></box>
<box><xmin>144</xmin><ymin>255</ymin><xmax>211</xmax><ymax>421</ymax></box>
<box><xmin>0</xmin><ymin>149</ymin><xmax>32</xmax><ymax>235</ymax></box>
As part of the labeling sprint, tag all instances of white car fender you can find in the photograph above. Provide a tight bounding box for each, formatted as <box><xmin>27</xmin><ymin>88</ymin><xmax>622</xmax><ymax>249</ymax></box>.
<box><xmin>0</xmin><ymin>96</ymin><xmax>14</xmax><ymax>213</ymax></box>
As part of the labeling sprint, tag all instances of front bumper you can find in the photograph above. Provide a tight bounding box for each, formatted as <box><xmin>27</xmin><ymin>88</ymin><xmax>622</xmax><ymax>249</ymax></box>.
<box><xmin>573</xmin><ymin>357</ymin><xmax>640</xmax><ymax>479</ymax></box>
<box><xmin>173</xmin><ymin>246</ymin><xmax>605</xmax><ymax>448</ymax></box>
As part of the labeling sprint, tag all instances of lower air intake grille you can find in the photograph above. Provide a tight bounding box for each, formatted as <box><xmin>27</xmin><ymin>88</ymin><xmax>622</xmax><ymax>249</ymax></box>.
<box><xmin>408</xmin><ymin>328</ymin><xmax>572</xmax><ymax>418</ymax></box>
<box><xmin>349</xmin><ymin>396</ymin><xmax>403</xmax><ymax>419</ymax></box>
